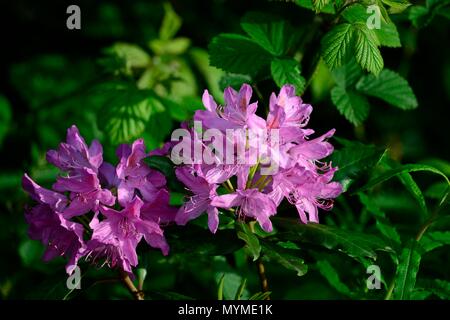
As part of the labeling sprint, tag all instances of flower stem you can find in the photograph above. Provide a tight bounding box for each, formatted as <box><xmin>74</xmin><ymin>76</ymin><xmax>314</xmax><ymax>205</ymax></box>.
<box><xmin>256</xmin><ymin>258</ymin><xmax>270</xmax><ymax>299</ymax></box>
<box><xmin>119</xmin><ymin>270</ymin><xmax>144</xmax><ymax>300</ymax></box>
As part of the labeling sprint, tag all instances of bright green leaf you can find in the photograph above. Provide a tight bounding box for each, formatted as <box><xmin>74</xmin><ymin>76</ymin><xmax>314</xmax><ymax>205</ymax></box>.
<box><xmin>393</xmin><ymin>240</ymin><xmax>422</xmax><ymax>300</ymax></box>
<box><xmin>271</xmin><ymin>58</ymin><xmax>306</xmax><ymax>94</ymax></box>
<box><xmin>321</xmin><ymin>23</ymin><xmax>354</xmax><ymax>71</ymax></box>
<box><xmin>209</xmin><ymin>34</ymin><xmax>272</xmax><ymax>75</ymax></box>
<box><xmin>356</xmin><ymin>69</ymin><xmax>418</xmax><ymax>109</ymax></box>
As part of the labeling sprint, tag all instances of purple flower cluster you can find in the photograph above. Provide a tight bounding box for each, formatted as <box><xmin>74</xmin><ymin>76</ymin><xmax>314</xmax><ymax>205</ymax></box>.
<box><xmin>22</xmin><ymin>84</ymin><xmax>342</xmax><ymax>275</ymax></box>
<box><xmin>161</xmin><ymin>84</ymin><xmax>343</xmax><ymax>233</ymax></box>
<box><xmin>23</xmin><ymin>126</ymin><xmax>176</xmax><ymax>274</ymax></box>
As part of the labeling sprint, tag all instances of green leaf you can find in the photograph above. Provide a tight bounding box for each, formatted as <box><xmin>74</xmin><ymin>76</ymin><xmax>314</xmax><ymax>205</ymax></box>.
<box><xmin>353</xmin><ymin>23</ymin><xmax>384</xmax><ymax>75</ymax></box>
<box><xmin>321</xmin><ymin>23</ymin><xmax>354</xmax><ymax>71</ymax></box>
<box><xmin>359</xmin><ymin>193</ymin><xmax>401</xmax><ymax>246</ymax></box>
<box><xmin>159</xmin><ymin>2</ymin><xmax>182</xmax><ymax>40</ymax></box>
<box><xmin>429</xmin><ymin>279</ymin><xmax>450</xmax><ymax>299</ymax></box>
<box><xmin>312</xmin><ymin>0</ymin><xmax>331</xmax><ymax>13</ymax></box>
<box><xmin>103</xmin><ymin>43</ymin><xmax>150</xmax><ymax>75</ymax></box>
<box><xmin>274</xmin><ymin>218</ymin><xmax>394</xmax><ymax>260</ymax></box>
<box><xmin>236</xmin><ymin>222</ymin><xmax>261</xmax><ymax>261</ymax></box>
<box><xmin>217</xmin><ymin>274</ymin><xmax>225</xmax><ymax>300</ymax></box>
<box><xmin>331</xmin><ymin>58</ymin><xmax>363</xmax><ymax>88</ymax></box>
<box><xmin>316</xmin><ymin>260</ymin><xmax>353</xmax><ymax>297</ymax></box>
<box><xmin>356</xmin><ymin>69</ymin><xmax>418</xmax><ymax>109</ymax></box>
<box><xmin>393</xmin><ymin>240</ymin><xmax>422</xmax><ymax>300</ymax></box>
<box><xmin>271</xmin><ymin>58</ymin><xmax>306</xmax><ymax>94</ymax></box>
<box><xmin>425</xmin><ymin>182</ymin><xmax>449</xmax><ymax>200</ymax></box>
<box><xmin>382</xmin><ymin>0</ymin><xmax>412</xmax><ymax>14</ymax></box>
<box><xmin>209</xmin><ymin>34</ymin><xmax>272</xmax><ymax>75</ymax></box>
<box><xmin>262</xmin><ymin>242</ymin><xmax>308</xmax><ymax>277</ymax></box>
<box><xmin>331</xmin><ymin>140</ymin><xmax>386</xmax><ymax>189</ymax></box>
<box><xmin>295</xmin><ymin>0</ymin><xmax>336</xmax><ymax>14</ymax></box>
<box><xmin>342</xmin><ymin>3</ymin><xmax>401</xmax><ymax>47</ymax></box>
<box><xmin>99</xmin><ymin>87</ymin><xmax>164</xmax><ymax>144</ymax></box>
<box><xmin>331</xmin><ymin>86</ymin><xmax>370</xmax><ymax>126</ymax></box>
<box><xmin>149</xmin><ymin>37</ymin><xmax>191</xmax><ymax>55</ymax></box>
<box><xmin>219</xmin><ymin>73</ymin><xmax>253</xmax><ymax>91</ymax></box>
<box><xmin>234</xmin><ymin>278</ymin><xmax>248</xmax><ymax>300</ymax></box>
<box><xmin>240</xmin><ymin>12</ymin><xmax>291</xmax><ymax>56</ymax></box>
<box><xmin>381</xmin><ymin>158</ymin><xmax>427</xmax><ymax>216</ymax></box>
<box><xmin>419</xmin><ymin>231</ymin><xmax>450</xmax><ymax>253</ymax></box>
<box><xmin>358</xmin><ymin>164</ymin><xmax>450</xmax><ymax>193</ymax></box>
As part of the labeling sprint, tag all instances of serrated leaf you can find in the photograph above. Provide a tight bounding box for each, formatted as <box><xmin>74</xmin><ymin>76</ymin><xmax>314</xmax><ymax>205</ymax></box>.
<box><xmin>393</xmin><ymin>240</ymin><xmax>422</xmax><ymax>300</ymax></box>
<box><xmin>321</xmin><ymin>23</ymin><xmax>354</xmax><ymax>70</ymax></box>
<box><xmin>271</xmin><ymin>58</ymin><xmax>306</xmax><ymax>94</ymax></box>
<box><xmin>209</xmin><ymin>34</ymin><xmax>272</xmax><ymax>75</ymax></box>
<box><xmin>331</xmin><ymin>86</ymin><xmax>370</xmax><ymax>126</ymax></box>
<box><xmin>356</xmin><ymin>69</ymin><xmax>418</xmax><ymax>109</ymax></box>
<box><xmin>316</xmin><ymin>260</ymin><xmax>353</xmax><ymax>297</ymax></box>
<box><xmin>342</xmin><ymin>3</ymin><xmax>400</xmax><ymax>47</ymax></box>
<box><xmin>312</xmin><ymin>0</ymin><xmax>331</xmax><ymax>13</ymax></box>
<box><xmin>262</xmin><ymin>241</ymin><xmax>308</xmax><ymax>277</ymax></box>
<box><xmin>274</xmin><ymin>218</ymin><xmax>394</xmax><ymax>260</ymax></box>
<box><xmin>236</xmin><ymin>222</ymin><xmax>261</xmax><ymax>261</ymax></box>
<box><xmin>99</xmin><ymin>88</ymin><xmax>163</xmax><ymax>144</ymax></box>
<box><xmin>331</xmin><ymin>140</ymin><xmax>386</xmax><ymax>187</ymax></box>
<box><xmin>353</xmin><ymin>23</ymin><xmax>384</xmax><ymax>75</ymax></box>
<box><xmin>240</xmin><ymin>12</ymin><xmax>291</xmax><ymax>56</ymax></box>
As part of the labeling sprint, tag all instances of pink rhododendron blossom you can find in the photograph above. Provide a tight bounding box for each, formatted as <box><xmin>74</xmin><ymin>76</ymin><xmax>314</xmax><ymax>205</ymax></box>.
<box><xmin>161</xmin><ymin>83</ymin><xmax>342</xmax><ymax>231</ymax></box>
<box><xmin>22</xmin><ymin>126</ymin><xmax>175</xmax><ymax>275</ymax></box>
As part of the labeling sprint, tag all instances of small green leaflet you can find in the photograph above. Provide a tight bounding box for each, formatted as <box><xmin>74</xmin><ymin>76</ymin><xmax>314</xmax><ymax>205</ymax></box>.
<box><xmin>236</xmin><ymin>222</ymin><xmax>261</xmax><ymax>261</ymax></box>
<box><xmin>356</xmin><ymin>69</ymin><xmax>418</xmax><ymax>109</ymax></box>
<box><xmin>271</xmin><ymin>58</ymin><xmax>306</xmax><ymax>94</ymax></box>
<box><xmin>419</xmin><ymin>231</ymin><xmax>450</xmax><ymax>253</ymax></box>
<box><xmin>353</xmin><ymin>23</ymin><xmax>384</xmax><ymax>75</ymax></box>
<box><xmin>321</xmin><ymin>23</ymin><xmax>354</xmax><ymax>71</ymax></box>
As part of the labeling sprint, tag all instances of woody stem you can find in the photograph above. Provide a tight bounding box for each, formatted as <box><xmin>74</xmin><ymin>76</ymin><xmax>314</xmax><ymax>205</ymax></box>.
<box><xmin>119</xmin><ymin>270</ymin><xmax>144</xmax><ymax>300</ymax></box>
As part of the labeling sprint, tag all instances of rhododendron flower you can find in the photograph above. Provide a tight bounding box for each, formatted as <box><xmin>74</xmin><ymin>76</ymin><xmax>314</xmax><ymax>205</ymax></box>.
<box><xmin>85</xmin><ymin>196</ymin><xmax>169</xmax><ymax>273</ymax></box>
<box><xmin>22</xmin><ymin>126</ymin><xmax>175</xmax><ymax>275</ymax></box>
<box><xmin>160</xmin><ymin>83</ymin><xmax>342</xmax><ymax>231</ymax></box>
<box><xmin>25</xmin><ymin>204</ymin><xmax>84</xmax><ymax>275</ymax></box>
<box><xmin>47</xmin><ymin>125</ymin><xmax>103</xmax><ymax>173</ymax></box>
<box><xmin>175</xmin><ymin>166</ymin><xmax>220</xmax><ymax>233</ymax></box>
